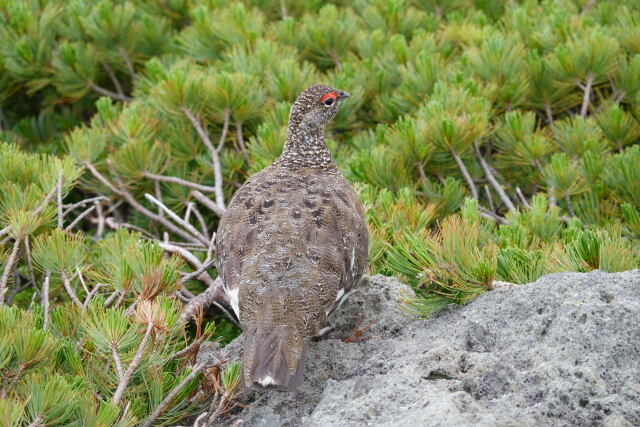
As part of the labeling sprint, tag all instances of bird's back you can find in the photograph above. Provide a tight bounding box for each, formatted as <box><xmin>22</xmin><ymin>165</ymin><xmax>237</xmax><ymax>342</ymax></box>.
<box><xmin>215</xmin><ymin>162</ymin><xmax>368</xmax><ymax>390</ymax></box>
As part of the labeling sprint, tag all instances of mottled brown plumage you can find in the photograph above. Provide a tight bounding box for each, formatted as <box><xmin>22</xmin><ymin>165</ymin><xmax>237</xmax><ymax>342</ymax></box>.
<box><xmin>215</xmin><ymin>84</ymin><xmax>368</xmax><ymax>391</ymax></box>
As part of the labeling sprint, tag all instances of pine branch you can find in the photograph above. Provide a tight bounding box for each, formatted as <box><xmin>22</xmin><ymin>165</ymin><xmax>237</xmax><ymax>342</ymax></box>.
<box><xmin>103</xmin><ymin>217</ymin><xmax>157</xmax><ymax>239</ymax></box>
<box><xmin>57</xmin><ymin>171</ymin><xmax>64</xmax><ymax>229</ymax></box>
<box><xmin>450</xmin><ymin>149</ymin><xmax>478</xmax><ymax>200</ymax></box>
<box><xmin>63</xmin><ymin>196</ymin><xmax>108</xmax><ymax>216</ymax></box>
<box><xmin>216</xmin><ymin>109</ymin><xmax>230</xmax><ymax>152</ymax></box>
<box><xmin>141</xmin><ymin>362</ymin><xmax>206</xmax><ymax>427</ymax></box>
<box><xmin>89</xmin><ymin>82</ymin><xmax>132</xmax><ymax>102</ymax></box>
<box><xmin>484</xmin><ymin>185</ymin><xmax>495</xmax><ymax>213</ymax></box>
<box><xmin>478</xmin><ymin>207</ymin><xmax>508</xmax><ymax>224</ymax></box>
<box><xmin>117</xmin><ymin>46</ymin><xmax>136</xmax><ymax>81</ymax></box>
<box><xmin>26</xmin><ymin>415</ymin><xmax>44</xmax><ymax>427</ymax></box>
<box><xmin>0</xmin><ymin>237</ymin><xmax>21</xmax><ymax>305</ymax></box>
<box><xmin>65</xmin><ymin>205</ymin><xmax>96</xmax><ymax>231</ymax></box>
<box><xmin>516</xmin><ymin>187</ymin><xmax>531</xmax><ymax>208</ymax></box>
<box><xmin>235</xmin><ymin>121</ymin><xmax>249</xmax><ymax>163</ymax></box>
<box><xmin>190</xmin><ymin>190</ymin><xmax>226</xmax><ymax>218</ymax></box>
<box><xmin>180</xmin><ymin>258</ymin><xmax>217</xmax><ymax>285</ymax></box>
<box><xmin>143</xmin><ymin>172</ymin><xmax>218</xmax><ymax>193</ymax></box>
<box><xmin>101</xmin><ymin>62</ymin><xmax>125</xmax><ymax>98</ymax></box>
<box><xmin>60</xmin><ymin>271</ymin><xmax>83</xmax><ymax>308</ymax></box>
<box><xmin>0</xmin><ymin>183</ymin><xmax>59</xmax><ymax>241</ymax></box>
<box><xmin>474</xmin><ymin>143</ymin><xmax>516</xmax><ymax>211</ymax></box>
<box><xmin>23</xmin><ymin>235</ymin><xmax>37</xmax><ymax>287</ymax></box>
<box><xmin>112</xmin><ymin>322</ymin><xmax>154</xmax><ymax>405</ymax></box>
<box><xmin>82</xmin><ymin>283</ymin><xmax>107</xmax><ymax>311</ymax></box>
<box><xmin>181</xmin><ymin>107</ymin><xmax>226</xmax><ymax>211</ymax></box>
<box><xmin>544</xmin><ymin>103</ymin><xmax>554</xmax><ymax>124</ymax></box>
<box><xmin>580</xmin><ymin>73</ymin><xmax>594</xmax><ymax>117</ymax></box>
<box><xmin>111</xmin><ymin>342</ymin><xmax>125</xmax><ymax>381</ymax></box>
<box><xmin>188</xmin><ymin>203</ymin><xmax>210</xmax><ymax>240</ymax></box>
<box><xmin>159</xmin><ymin>243</ymin><xmax>216</xmax><ymax>287</ymax></box>
<box><xmin>84</xmin><ymin>162</ymin><xmax>123</xmax><ymax>195</ymax></box>
<box><xmin>95</xmin><ymin>200</ymin><xmax>106</xmax><ymax>239</ymax></box>
<box><xmin>42</xmin><ymin>272</ymin><xmax>50</xmax><ymax>330</ymax></box>
<box><xmin>168</xmin><ymin>335</ymin><xmax>207</xmax><ymax>363</ymax></box>
<box><xmin>144</xmin><ymin>193</ymin><xmax>209</xmax><ymax>245</ymax></box>
<box><xmin>100</xmin><ymin>160</ymin><xmax>203</xmax><ymax>245</ymax></box>
<box><xmin>104</xmin><ymin>289</ymin><xmax>120</xmax><ymax>308</ymax></box>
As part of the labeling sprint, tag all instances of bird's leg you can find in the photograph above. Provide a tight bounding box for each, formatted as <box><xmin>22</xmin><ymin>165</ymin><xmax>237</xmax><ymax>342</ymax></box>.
<box><xmin>313</xmin><ymin>324</ymin><xmax>335</xmax><ymax>340</ymax></box>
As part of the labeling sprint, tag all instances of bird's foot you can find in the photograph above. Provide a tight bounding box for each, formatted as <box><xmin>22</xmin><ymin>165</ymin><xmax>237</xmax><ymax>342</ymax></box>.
<box><xmin>313</xmin><ymin>324</ymin><xmax>335</xmax><ymax>340</ymax></box>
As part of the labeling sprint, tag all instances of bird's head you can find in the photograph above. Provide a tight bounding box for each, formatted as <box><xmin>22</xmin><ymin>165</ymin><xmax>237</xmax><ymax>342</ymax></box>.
<box><xmin>288</xmin><ymin>84</ymin><xmax>350</xmax><ymax>130</ymax></box>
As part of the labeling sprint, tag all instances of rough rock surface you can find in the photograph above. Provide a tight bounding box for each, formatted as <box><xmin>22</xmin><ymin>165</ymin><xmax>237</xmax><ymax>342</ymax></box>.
<box><xmin>198</xmin><ymin>270</ymin><xmax>640</xmax><ymax>426</ymax></box>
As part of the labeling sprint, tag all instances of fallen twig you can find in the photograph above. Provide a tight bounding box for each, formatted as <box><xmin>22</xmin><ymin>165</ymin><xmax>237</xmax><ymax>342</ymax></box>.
<box><xmin>343</xmin><ymin>316</ymin><xmax>375</xmax><ymax>343</ymax></box>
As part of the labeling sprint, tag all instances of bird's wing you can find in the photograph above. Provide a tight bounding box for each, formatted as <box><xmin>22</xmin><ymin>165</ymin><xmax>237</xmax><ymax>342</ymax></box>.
<box><xmin>216</xmin><ymin>167</ymin><xmax>368</xmax><ymax>331</ymax></box>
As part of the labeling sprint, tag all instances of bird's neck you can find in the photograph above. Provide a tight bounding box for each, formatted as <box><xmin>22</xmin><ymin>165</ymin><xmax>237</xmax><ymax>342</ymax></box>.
<box><xmin>277</xmin><ymin>122</ymin><xmax>336</xmax><ymax>169</ymax></box>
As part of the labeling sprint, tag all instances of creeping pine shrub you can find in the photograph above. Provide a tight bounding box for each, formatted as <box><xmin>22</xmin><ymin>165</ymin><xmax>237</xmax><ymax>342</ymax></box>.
<box><xmin>1</xmin><ymin>0</ymin><xmax>640</xmax><ymax>422</ymax></box>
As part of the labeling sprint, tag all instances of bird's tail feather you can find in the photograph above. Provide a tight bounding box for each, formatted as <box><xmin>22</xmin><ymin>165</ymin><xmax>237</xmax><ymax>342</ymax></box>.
<box><xmin>243</xmin><ymin>325</ymin><xmax>307</xmax><ymax>392</ymax></box>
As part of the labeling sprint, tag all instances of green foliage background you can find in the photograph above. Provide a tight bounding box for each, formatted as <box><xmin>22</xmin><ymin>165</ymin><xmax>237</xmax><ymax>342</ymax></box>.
<box><xmin>2</xmin><ymin>0</ymin><xmax>640</xmax><ymax>424</ymax></box>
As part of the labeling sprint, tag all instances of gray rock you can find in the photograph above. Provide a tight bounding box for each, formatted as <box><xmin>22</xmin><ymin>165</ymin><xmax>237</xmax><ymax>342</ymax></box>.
<box><xmin>198</xmin><ymin>270</ymin><xmax>640</xmax><ymax>426</ymax></box>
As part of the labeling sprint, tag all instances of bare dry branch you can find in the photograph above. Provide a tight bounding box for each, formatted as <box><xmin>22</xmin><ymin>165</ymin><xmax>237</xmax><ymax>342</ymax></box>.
<box><xmin>191</xmin><ymin>190</ymin><xmax>226</xmax><ymax>218</ymax></box>
<box><xmin>189</xmin><ymin>203</ymin><xmax>210</xmax><ymax>240</ymax></box>
<box><xmin>144</xmin><ymin>193</ymin><xmax>208</xmax><ymax>245</ymax></box>
<box><xmin>98</xmin><ymin>160</ymin><xmax>202</xmax><ymax>245</ymax></box>
<box><xmin>104</xmin><ymin>289</ymin><xmax>120</xmax><ymax>308</ymax></box>
<box><xmin>65</xmin><ymin>205</ymin><xmax>96</xmax><ymax>231</ymax></box>
<box><xmin>83</xmin><ymin>283</ymin><xmax>107</xmax><ymax>311</ymax></box>
<box><xmin>144</xmin><ymin>172</ymin><xmax>218</xmax><ymax>193</ymax></box>
<box><xmin>63</xmin><ymin>196</ymin><xmax>108</xmax><ymax>217</ymax></box>
<box><xmin>515</xmin><ymin>187</ymin><xmax>531</xmax><ymax>208</ymax></box>
<box><xmin>181</xmin><ymin>107</ymin><xmax>226</xmax><ymax>211</ymax></box>
<box><xmin>478</xmin><ymin>206</ymin><xmax>509</xmax><ymax>225</ymax></box>
<box><xmin>103</xmin><ymin>217</ymin><xmax>157</xmax><ymax>239</ymax></box>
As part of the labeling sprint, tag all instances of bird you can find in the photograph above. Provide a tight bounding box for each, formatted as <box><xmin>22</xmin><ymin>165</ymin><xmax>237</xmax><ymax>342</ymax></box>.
<box><xmin>215</xmin><ymin>84</ymin><xmax>368</xmax><ymax>392</ymax></box>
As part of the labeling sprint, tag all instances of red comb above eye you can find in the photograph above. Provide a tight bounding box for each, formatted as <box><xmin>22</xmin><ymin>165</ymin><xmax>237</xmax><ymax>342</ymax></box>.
<box><xmin>320</xmin><ymin>92</ymin><xmax>338</xmax><ymax>102</ymax></box>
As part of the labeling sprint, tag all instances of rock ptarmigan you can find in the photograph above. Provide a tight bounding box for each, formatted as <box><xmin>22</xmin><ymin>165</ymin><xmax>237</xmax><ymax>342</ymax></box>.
<box><xmin>215</xmin><ymin>84</ymin><xmax>368</xmax><ymax>391</ymax></box>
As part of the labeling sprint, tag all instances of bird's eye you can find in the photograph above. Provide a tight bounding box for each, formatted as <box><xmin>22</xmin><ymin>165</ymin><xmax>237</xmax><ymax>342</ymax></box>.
<box><xmin>320</xmin><ymin>91</ymin><xmax>338</xmax><ymax>107</ymax></box>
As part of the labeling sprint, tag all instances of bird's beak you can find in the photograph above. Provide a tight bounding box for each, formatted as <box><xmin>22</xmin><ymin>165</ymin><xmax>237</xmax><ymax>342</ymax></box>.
<box><xmin>339</xmin><ymin>91</ymin><xmax>350</xmax><ymax>99</ymax></box>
